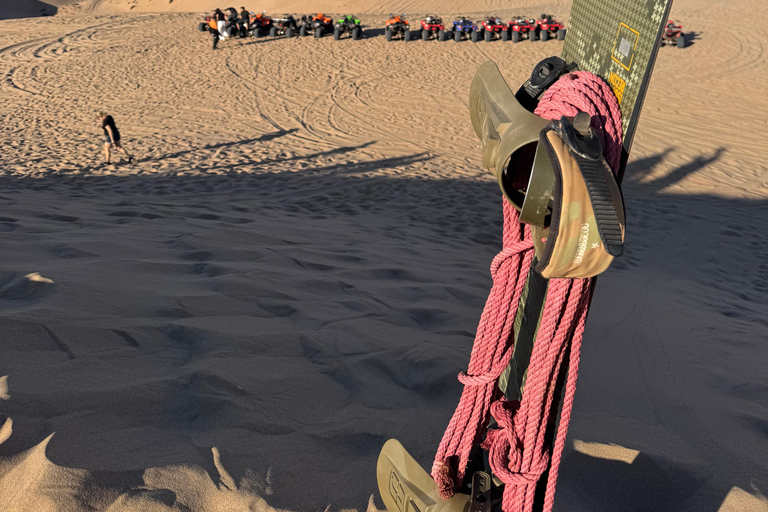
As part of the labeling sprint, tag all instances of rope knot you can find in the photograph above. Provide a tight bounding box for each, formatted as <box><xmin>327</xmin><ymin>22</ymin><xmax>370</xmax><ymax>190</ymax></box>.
<box><xmin>490</xmin><ymin>240</ymin><xmax>534</xmax><ymax>279</ymax></box>
<box><xmin>481</xmin><ymin>398</ymin><xmax>550</xmax><ymax>486</ymax></box>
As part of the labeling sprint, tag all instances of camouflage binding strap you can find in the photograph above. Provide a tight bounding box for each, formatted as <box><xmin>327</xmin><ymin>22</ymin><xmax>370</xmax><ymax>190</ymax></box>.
<box><xmin>534</xmin><ymin>113</ymin><xmax>625</xmax><ymax>279</ymax></box>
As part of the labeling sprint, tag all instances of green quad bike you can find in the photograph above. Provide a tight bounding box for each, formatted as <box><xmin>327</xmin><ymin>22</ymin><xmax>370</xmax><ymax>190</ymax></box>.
<box><xmin>334</xmin><ymin>14</ymin><xmax>363</xmax><ymax>40</ymax></box>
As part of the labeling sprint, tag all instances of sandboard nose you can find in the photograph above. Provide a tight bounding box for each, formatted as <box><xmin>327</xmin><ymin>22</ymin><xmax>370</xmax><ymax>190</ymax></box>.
<box><xmin>376</xmin><ymin>439</ymin><xmax>469</xmax><ymax>512</ymax></box>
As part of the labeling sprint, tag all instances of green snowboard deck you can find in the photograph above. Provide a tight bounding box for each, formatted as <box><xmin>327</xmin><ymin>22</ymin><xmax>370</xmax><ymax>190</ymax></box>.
<box><xmin>498</xmin><ymin>1</ymin><xmax>674</xmax><ymax>508</ymax></box>
<box><xmin>501</xmin><ymin>0</ymin><xmax>674</xmax><ymax>412</ymax></box>
<box><xmin>563</xmin><ymin>0</ymin><xmax>675</xmax><ymax>179</ymax></box>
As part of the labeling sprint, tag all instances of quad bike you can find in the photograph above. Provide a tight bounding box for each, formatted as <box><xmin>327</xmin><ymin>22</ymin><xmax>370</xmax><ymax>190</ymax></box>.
<box><xmin>198</xmin><ymin>13</ymin><xmax>241</xmax><ymax>38</ymax></box>
<box><xmin>334</xmin><ymin>14</ymin><xmax>362</xmax><ymax>40</ymax></box>
<box><xmin>198</xmin><ymin>14</ymin><xmax>215</xmax><ymax>33</ymax></box>
<box><xmin>662</xmin><ymin>19</ymin><xmax>685</xmax><ymax>48</ymax></box>
<box><xmin>452</xmin><ymin>17</ymin><xmax>477</xmax><ymax>42</ymax></box>
<box><xmin>270</xmin><ymin>14</ymin><xmax>298</xmax><ymax>37</ymax></box>
<box><xmin>508</xmin><ymin>16</ymin><xmax>537</xmax><ymax>42</ymax></box>
<box><xmin>223</xmin><ymin>8</ymin><xmax>250</xmax><ymax>38</ymax></box>
<box><xmin>385</xmin><ymin>14</ymin><xmax>410</xmax><ymax>41</ymax></box>
<box><xmin>249</xmin><ymin>11</ymin><xmax>273</xmax><ymax>38</ymax></box>
<box><xmin>478</xmin><ymin>16</ymin><xmax>507</xmax><ymax>42</ymax></box>
<box><xmin>298</xmin><ymin>14</ymin><xmax>334</xmax><ymax>38</ymax></box>
<box><xmin>420</xmin><ymin>15</ymin><xmax>448</xmax><ymax>41</ymax></box>
<box><xmin>536</xmin><ymin>14</ymin><xmax>566</xmax><ymax>41</ymax></box>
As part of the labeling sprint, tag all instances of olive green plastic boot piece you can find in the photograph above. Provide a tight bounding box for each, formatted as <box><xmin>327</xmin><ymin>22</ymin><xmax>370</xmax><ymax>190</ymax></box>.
<box><xmin>468</xmin><ymin>61</ymin><xmax>549</xmax><ymax>211</ymax></box>
<box><xmin>377</xmin><ymin>439</ymin><xmax>470</xmax><ymax>512</ymax></box>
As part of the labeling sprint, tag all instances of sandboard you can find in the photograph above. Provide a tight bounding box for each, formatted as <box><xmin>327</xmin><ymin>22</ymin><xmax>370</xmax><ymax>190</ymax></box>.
<box><xmin>379</xmin><ymin>0</ymin><xmax>674</xmax><ymax>510</ymax></box>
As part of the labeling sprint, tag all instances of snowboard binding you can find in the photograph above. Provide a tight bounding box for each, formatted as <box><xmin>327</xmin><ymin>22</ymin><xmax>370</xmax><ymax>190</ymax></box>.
<box><xmin>470</xmin><ymin>59</ymin><xmax>624</xmax><ymax>279</ymax></box>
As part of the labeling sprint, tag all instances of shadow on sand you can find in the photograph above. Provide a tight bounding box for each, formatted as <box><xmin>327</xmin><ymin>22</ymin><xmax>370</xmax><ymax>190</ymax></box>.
<box><xmin>0</xmin><ymin>137</ymin><xmax>765</xmax><ymax>512</ymax></box>
<box><xmin>0</xmin><ymin>0</ymin><xmax>57</xmax><ymax>20</ymax></box>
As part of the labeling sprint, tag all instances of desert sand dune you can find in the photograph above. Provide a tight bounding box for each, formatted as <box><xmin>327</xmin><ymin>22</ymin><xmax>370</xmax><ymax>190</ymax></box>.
<box><xmin>1</xmin><ymin>0</ymin><xmax>767</xmax><ymax>511</ymax></box>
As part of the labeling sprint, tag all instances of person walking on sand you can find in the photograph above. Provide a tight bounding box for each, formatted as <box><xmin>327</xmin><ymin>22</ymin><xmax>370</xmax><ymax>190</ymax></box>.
<box><xmin>98</xmin><ymin>111</ymin><xmax>133</xmax><ymax>165</ymax></box>
<box><xmin>208</xmin><ymin>14</ymin><xmax>221</xmax><ymax>49</ymax></box>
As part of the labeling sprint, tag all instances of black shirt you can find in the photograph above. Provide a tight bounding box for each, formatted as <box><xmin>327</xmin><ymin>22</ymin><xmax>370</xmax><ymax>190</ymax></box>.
<box><xmin>215</xmin><ymin>11</ymin><xmax>225</xmax><ymax>21</ymax></box>
<box><xmin>102</xmin><ymin>116</ymin><xmax>120</xmax><ymax>141</ymax></box>
<box><xmin>240</xmin><ymin>9</ymin><xmax>249</xmax><ymax>21</ymax></box>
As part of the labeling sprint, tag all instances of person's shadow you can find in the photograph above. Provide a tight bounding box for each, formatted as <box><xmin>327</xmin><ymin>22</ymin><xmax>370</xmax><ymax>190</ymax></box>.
<box><xmin>0</xmin><ymin>0</ymin><xmax>56</xmax><ymax>20</ymax></box>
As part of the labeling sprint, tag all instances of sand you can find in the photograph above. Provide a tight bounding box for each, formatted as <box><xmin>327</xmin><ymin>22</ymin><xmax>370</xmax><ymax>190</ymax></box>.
<box><xmin>0</xmin><ymin>0</ymin><xmax>767</xmax><ymax>511</ymax></box>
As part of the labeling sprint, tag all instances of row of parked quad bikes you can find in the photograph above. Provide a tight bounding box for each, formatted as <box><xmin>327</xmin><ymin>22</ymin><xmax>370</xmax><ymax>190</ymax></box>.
<box><xmin>199</xmin><ymin>12</ymin><xmax>364</xmax><ymax>39</ymax></box>
<box><xmin>197</xmin><ymin>12</ymin><xmax>568</xmax><ymax>42</ymax></box>
<box><xmin>384</xmin><ymin>14</ymin><xmax>566</xmax><ymax>42</ymax></box>
<box><xmin>197</xmin><ymin>12</ymin><xmax>687</xmax><ymax>47</ymax></box>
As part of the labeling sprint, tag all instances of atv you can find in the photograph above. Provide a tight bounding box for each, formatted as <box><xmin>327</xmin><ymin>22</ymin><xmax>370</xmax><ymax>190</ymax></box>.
<box><xmin>508</xmin><ymin>16</ymin><xmax>537</xmax><ymax>42</ymax></box>
<box><xmin>298</xmin><ymin>13</ymin><xmax>334</xmax><ymax>38</ymax></box>
<box><xmin>536</xmin><ymin>14</ymin><xmax>566</xmax><ymax>41</ymax></box>
<box><xmin>385</xmin><ymin>14</ymin><xmax>410</xmax><ymax>41</ymax></box>
<box><xmin>270</xmin><ymin>14</ymin><xmax>298</xmax><ymax>37</ymax></box>
<box><xmin>451</xmin><ymin>17</ymin><xmax>477</xmax><ymax>42</ymax></box>
<box><xmin>478</xmin><ymin>16</ymin><xmax>507</xmax><ymax>42</ymax></box>
<box><xmin>662</xmin><ymin>19</ymin><xmax>685</xmax><ymax>48</ymax></box>
<box><xmin>198</xmin><ymin>14</ymin><xmax>215</xmax><ymax>33</ymax></box>
<box><xmin>197</xmin><ymin>12</ymin><xmax>243</xmax><ymax>39</ymax></box>
<box><xmin>334</xmin><ymin>14</ymin><xmax>362</xmax><ymax>40</ymax></box>
<box><xmin>224</xmin><ymin>8</ymin><xmax>251</xmax><ymax>38</ymax></box>
<box><xmin>420</xmin><ymin>15</ymin><xmax>448</xmax><ymax>41</ymax></box>
<box><xmin>249</xmin><ymin>11</ymin><xmax>273</xmax><ymax>38</ymax></box>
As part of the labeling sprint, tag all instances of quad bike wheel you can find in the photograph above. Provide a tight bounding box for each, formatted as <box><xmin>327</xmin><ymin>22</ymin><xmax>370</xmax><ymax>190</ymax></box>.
<box><xmin>484</xmin><ymin>29</ymin><xmax>492</xmax><ymax>42</ymax></box>
<box><xmin>300</xmin><ymin>25</ymin><xmax>307</xmax><ymax>37</ymax></box>
<box><xmin>422</xmin><ymin>28</ymin><xmax>429</xmax><ymax>41</ymax></box>
<box><xmin>198</xmin><ymin>22</ymin><xmax>208</xmax><ymax>32</ymax></box>
<box><xmin>334</xmin><ymin>28</ymin><xmax>341</xmax><ymax>40</ymax></box>
<box><xmin>438</xmin><ymin>29</ymin><xmax>447</xmax><ymax>42</ymax></box>
<box><xmin>501</xmin><ymin>28</ymin><xmax>509</xmax><ymax>41</ymax></box>
<box><xmin>227</xmin><ymin>26</ymin><xmax>237</xmax><ymax>38</ymax></box>
<box><xmin>269</xmin><ymin>26</ymin><xmax>277</xmax><ymax>37</ymax></box>
<box><xmin>386</xmin><ymin>27</ymin><xmax>392</xmax><ymax>41</ymax></box>
<box><xmin>512</xmin><ymin>30</ymin><xmax>520</xmax><ymax>42</ymax></box>
<box><xmin>472</xmin><ymin>29</ymin><xmax>481</xmax><ymax>42</ymax></box>
<box><xmin>529</xmin><ymin>28</ymin><xmax>537</xmax><ymax>41</ymax></box>
<box><xmin>253</xmin><ymin>27</ymin><xmax>262</xmax><ymax>38</ymax></box>
<box><xmin>316</xmin><ymin>27</ymin><xmax>324</xmax><ymax>38</ymax></box>
<box><xmin>677</xmin><ymin>35</ymin><xmax>685</xmax><ymax>48</ymax></box>
<box><xmin>404</xmin><ymin>29</ymin><xmax>411</xmax><ymax>41</ymax></box>
<box><xmin>286</xmin><ymin>27</ymin><xmax>293</xmax><ymax>37</ymax></box>
<box><xmin>352</xmin><ymin>27</ymin><xmax>360</xmax><ymax>40</ymax></box>
<box><xmin>557</xmin><ymin>28</ymin><xmax>566</xmax><ymax>40</ymax></box>
<box><xmin>540</xmin><ymin>29</ymin><xmax>549</xmax><ymax>41</ymax></box>
<box><xmin>454</xmin><ymin>30</ymin><xmax>462</xmax><ymax>42</ymax></box>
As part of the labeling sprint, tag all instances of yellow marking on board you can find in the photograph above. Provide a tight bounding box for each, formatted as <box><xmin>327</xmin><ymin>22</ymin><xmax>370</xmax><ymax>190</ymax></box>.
<box><xmin>611</xmin><ymin>22</ymin><xmax>640</xmax><ymax>71</ymax></box>
<box><xmin>608</xmin><ymin>72</ymin><xmax>626</xmax><ymax>104</ymax></box>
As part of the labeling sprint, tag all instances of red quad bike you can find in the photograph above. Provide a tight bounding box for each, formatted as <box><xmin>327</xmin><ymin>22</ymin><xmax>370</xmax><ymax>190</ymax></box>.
<box><xmin>662</xmin><ymin>20</ymin><xmax>685</xmax><ymax>48</ymax></box>
<box><xmin>536</xmin><ymin>14</ymin><xmax>566</xmax><ymax>41</ymax></box>
<box><xmin>420</xmin><ymin>15</ymin><xmax>448</xmax><ymax>41</ymax></box>
<box><xmin>478</xmin><ymin>16</ymin><xmax>507</xmax><ymax>42</ymax></box>
<box><xmin>507</xmin><ymin>16</ymin><xmax>536</xmax><ymax>42</ymax></box>
<box><xmin>249</xmin><ymin>11</ymin><xmax>273</xmax><ymax>38</ymax></box>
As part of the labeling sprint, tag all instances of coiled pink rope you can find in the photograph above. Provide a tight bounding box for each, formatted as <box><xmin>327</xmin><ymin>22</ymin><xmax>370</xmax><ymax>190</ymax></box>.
<box><xmin>432</xmin><ymin>71</ymin><xmax>622</xmax><ymax>512</ymax></box>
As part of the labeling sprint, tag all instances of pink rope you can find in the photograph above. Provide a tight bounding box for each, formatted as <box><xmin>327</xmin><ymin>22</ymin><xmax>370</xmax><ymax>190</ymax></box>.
<box><xmin>432</xmin><ymin>71</ymin><xmax>622</xmax><ymax>512</ymax></box>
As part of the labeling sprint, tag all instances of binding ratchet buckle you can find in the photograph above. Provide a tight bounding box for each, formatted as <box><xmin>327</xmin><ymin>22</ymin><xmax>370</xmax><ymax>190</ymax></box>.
<box><xmin>469</xmin><ymin>60</ymin><xmax>625</xmax><ymax>279</ymax></box>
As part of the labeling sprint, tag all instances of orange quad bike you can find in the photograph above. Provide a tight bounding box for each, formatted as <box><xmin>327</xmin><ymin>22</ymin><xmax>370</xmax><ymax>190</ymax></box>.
<box><xmin>198</xmin><ymin>14</ymin><xmax>217</xmax><ymax>33</ymax></box>
<box><xmin>298</xmin><ymin>13</ymin><xmax>334</xmax><ymax>38</ymax></box>
<box><xmin>385</xmin><ymin>14</ymin><xmax>411</xmax><ymax>41</ymax></box>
